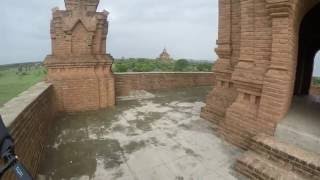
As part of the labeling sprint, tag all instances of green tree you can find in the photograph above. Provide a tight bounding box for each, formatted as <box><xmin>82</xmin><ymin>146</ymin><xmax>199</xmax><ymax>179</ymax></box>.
<box><xmin>17</xmin><ymin>65</ymin><xmax>23</xmax><ymax>74</ymax></box>
<box><xmin>114</xmin><ymin>63</ymin><xmax>129</xmax><ymax>72</ymax></box>
<box><xmin>112</xmin><ymin>58</ymin><xmax>213</xmax><ymax>73</ymax></box>
<box><xmin>174</xmin><ymin>59</ymin><xmax>189</xmax><ymax>71</ymax></box>
<box><xmin>196</xmin><ymin>63</ymin><xmax>212</xmax><ymax>72</ymax></box>
<box><xmin>133</xmin><ymin>63</ymin><xmax>155</xmax><ymax>72</ymax></box>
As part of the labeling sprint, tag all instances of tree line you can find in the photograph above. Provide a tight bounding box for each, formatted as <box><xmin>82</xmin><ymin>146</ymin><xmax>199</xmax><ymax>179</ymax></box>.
<box><xmin>112</xmin><ymin>58</ymin><xmax>214</xmax><ymax>73</ymax></box>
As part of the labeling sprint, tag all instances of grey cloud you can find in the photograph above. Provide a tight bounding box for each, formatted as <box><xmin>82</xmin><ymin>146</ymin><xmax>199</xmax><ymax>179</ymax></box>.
<box><xmin>0</xmin><ymin>0</ymin><xmax>218</xmax><ymax>64</ymax></box>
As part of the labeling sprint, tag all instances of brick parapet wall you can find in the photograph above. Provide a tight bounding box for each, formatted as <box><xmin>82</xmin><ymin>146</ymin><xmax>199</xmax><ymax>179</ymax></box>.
<box><xmin>115</xmin><ymin>72</ymin><xmax>215</xmax><ymax>96</ymax></box>
<box><xmin>0</xmin><ymin>82</ymin><xmax>57</xmax><ymax>179</ymax></box>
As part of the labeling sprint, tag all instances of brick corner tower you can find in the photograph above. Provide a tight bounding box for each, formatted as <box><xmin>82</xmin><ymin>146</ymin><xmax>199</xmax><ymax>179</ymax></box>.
<box><xmin>44</xmin><ymin>0</ymin><xmax>115</xmax><ymax>112</ymax></box>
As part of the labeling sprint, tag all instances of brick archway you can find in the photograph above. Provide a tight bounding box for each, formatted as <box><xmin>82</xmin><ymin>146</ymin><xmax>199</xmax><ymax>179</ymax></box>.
<box><xmin>202</xmin><ymin>0</ymin><xmax>320</xmax><ymax>148</ymax></box>
<box><xmin>294</xmin><ymin>3</ymin><xmax>320</xmax><ymax>96</ymax></box>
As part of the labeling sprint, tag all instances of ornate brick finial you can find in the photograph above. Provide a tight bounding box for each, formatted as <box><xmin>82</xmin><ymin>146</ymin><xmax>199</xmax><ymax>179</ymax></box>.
<box><xmin>102</xmin><ymin>9</ymin><xmax>110</xmax><ymax>16</ymax></box>
<box><xmin>52</xmin><ymin>7</ymin><xmax>59</xmax><ymax>13</ymax></box>
<box><xmin>64</xmin><ymin>0</ymin><xmax>100</xmax><ymax>12</ymax></box>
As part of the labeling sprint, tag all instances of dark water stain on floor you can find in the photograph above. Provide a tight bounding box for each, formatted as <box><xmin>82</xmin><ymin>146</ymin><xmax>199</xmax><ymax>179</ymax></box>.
<box><xmin>40</xmin><ymin>138</ymin><xmax>123</xmax><ymax>179</ymax></box>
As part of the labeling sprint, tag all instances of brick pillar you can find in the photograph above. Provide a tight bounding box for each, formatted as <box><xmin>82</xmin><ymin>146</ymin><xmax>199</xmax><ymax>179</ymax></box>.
<box><xmin>221</xmin><ymin>0</ymin><xmax>296</xmax><ymax>148</ymax></box>
<box><xmin>257</xmin><ymin>0</ymin><xmax>295</xmax><ymax>134</ymax></box>
<box><xmin>44</xmin><ymin>0</ymin><xmax>115</xmax><ymax>112</ymax></box>
<box><xmin>201</xmin><ymin>0</ymin><xmax>238</xmax><ymax>126</ymax></box>
<box><xmin>220</xmin><ymin>0</ymin><xmax>263</xmax><ymax>148</ymax></box>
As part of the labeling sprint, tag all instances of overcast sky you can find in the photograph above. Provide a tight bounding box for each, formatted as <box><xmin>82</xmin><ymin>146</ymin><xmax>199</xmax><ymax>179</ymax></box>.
<box><xmin>1</xmin><ymin>0</ymin><xmax>320</xmax><ymax>76</ymax></box>
<box><xmin>0</xmin><ymin>0</ymin><xmax>218</xmax><ymax>65</ymax></box>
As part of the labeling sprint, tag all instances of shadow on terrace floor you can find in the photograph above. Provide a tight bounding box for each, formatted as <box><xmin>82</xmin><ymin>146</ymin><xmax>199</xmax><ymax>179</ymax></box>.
<box><xmin>276</xmin><ymin>95</ymin><xmax>320</xmax><ymax>153</ymax></box>
<box><xmin>38</xmin><ymin>86</ymin><xmax>243</xmax><ymax>180</ymax></box>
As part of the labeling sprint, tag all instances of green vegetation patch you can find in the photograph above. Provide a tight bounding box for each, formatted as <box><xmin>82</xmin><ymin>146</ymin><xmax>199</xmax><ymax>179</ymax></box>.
<box><xmin>0</xmin><ymin>58</ymin><xmax>212</xmax><ymax>106</ymax></box>
<box><xmin>112</xmin><ymin>58</ymin><xmax>214</xmax><ymax>73</ymax></box>
<box><xmin>0</xmin><ymin>64</ymin><xmax>46</xmax><ymax>106</ymax></box>
<box><xmin>313</xmin><ymin>77</ymin><xmax>320</xmax><ymax>86</ymax></box>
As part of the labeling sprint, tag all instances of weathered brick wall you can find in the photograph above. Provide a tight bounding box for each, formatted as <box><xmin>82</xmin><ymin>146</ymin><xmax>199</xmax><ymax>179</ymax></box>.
<box><xmin>115</xmin><ymin>72</ymin><xmax>215</xmax><ymax>96</ymax></box>
<box><xmin>46</xmin><ymin>66</ymin><xmax>115</xmax><ymax>112</ymax></box>
<box><xmin>0</xmin><ymin>82</ymin><xmax>57</xmax><ymax>179</ymax></box>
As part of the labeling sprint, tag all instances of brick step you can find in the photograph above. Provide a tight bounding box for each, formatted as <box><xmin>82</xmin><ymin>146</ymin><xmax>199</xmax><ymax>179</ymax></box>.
<box><xmin>249</xmin><ymin>134</ymin><xmax>320</xmax><ymax>179</ymax></box>
<box><xmin>235</xmin><ymin>151</ymin><xmax>308</xmax><ymax>180</ymax></box>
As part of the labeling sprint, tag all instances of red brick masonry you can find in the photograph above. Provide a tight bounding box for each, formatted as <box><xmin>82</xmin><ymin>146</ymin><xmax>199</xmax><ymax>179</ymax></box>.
<box><xmin>0</xmin><ymin>82</ymin><xmax>57</xmax><ymax>179</ymax></box>
<box><xmin>202</xmin><ymin>0</ymin><xmax>320</xmax><ymax>150</ymax></box>
<box><xmin>45</xmin><ymin>0</ymin><xmax>115</xmax><ymax>112</ymax></box>
<box><xmin>115</xmin><ymin>72</ymin><xmax>215</xmax><ymax>96</ymax></box>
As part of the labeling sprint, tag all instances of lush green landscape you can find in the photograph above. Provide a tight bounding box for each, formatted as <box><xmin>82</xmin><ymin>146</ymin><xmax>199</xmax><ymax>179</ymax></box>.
<box><xmin>2</xmin><ymin>58</ymin><xmax>320</xmax><ymax>107</ymax></box>
<box><xmin>112</xmin><ymin>58</ymin><xmax>214</xmax><ymax>72</ymax></box>
<box><xmin>0</xmin><ymin>63</ymin><xmax>46</xmax><ymax>106</ymax></box>
<box><xmin>0</xmin><ymin>59</ymin><xmax>213</xmax><ymax>106</ymax></box>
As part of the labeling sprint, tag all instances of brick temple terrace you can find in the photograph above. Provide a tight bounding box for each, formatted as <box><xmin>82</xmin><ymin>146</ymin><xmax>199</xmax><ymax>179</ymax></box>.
<box><xmin>1</xmin><ymin>0</ymin><xmax>320</xmax><ymax>179</ymax></box>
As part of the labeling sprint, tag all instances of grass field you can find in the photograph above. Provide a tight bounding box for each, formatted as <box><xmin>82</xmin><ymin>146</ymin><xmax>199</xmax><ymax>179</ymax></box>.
<box><xmin>0</xmin><ymin>66</ymin><xmax>46</xmax><ymax>106</ymax></box>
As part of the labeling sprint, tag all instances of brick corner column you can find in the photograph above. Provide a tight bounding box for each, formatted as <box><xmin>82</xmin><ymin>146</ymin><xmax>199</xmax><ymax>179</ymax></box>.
<box><xmin>44</xmin><ymin>1</ymin><xmax>115</xmax><ymax>112</ymax></box>
<box><xmin>201</xmin><ymin>0</ymin><xmax>238</xmax><ymax>126</ymax></box>
<box><xmin>257</xmin><ymin>0</ymin><xmax>295</xmax><ymax>135</ymax></box>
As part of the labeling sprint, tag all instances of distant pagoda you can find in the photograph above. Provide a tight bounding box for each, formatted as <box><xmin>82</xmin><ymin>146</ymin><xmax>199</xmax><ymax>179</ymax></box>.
<box><xmin>158</xmin><ymin>48</ymin><xmax>171</xmax><ymax>62</ymax></box>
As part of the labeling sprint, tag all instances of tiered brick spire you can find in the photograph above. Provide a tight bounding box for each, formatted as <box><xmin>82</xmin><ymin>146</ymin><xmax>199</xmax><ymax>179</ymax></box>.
<box><xmin>64</xmin><ymin>0</ymin><xmax>100</xmax><ymax>12</ymax></box>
